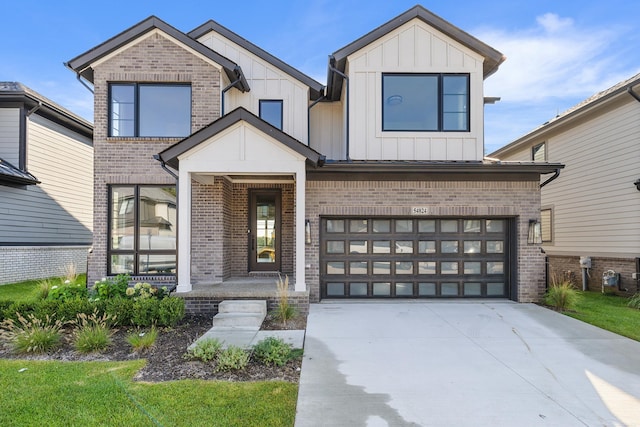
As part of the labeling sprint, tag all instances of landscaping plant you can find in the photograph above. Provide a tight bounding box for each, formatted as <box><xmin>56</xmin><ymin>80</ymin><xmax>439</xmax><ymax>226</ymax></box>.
<box><xmin>215</xmin><ymin>345</ymin><xmax>250</xmax><ymax>372</ymax></box>
<box><xmin>92</xmin><ymin>274</ymin><xmax>129</xmax><ymax>300</ymax></box>
<box><xmin>185</xmin><ymin>338</ymin><xmax>222</xmax><ymax>363</ymax></box>
<box><xmin>72</xmin><ymin>309</ymin><xmax>117</xmax><ymax>354</ymax></box>
<box><xmin>252</xmin><ymin>336</ymin><xmax>300</xmax><ymax>367</ymax></box>
<box><xmin>0</xmin><ymin>313</ymin><xmax>65</xmax><ymax>354</ymax></box>
<box><xmin>126</xmin><ymin>327</ymin><xmax>159</xmax><ymax>352</ymax></box>
<box><xmin>544</xmin><ymin>277</ymin><xmax>580</xmax><ymax>312</ymax></box>
<box><xmin>628</xmin><ymin>293</ymin><xmax>640</xmax><ymax>310</ymax></box>
<box><xmin>274</xmin><ymin>274</ymin><xmax>296</xmax><ymax>326</ymax></box>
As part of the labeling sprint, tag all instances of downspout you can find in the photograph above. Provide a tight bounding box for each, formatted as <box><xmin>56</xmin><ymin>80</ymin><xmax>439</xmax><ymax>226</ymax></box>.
<box><xmin>153</xmin><ymin>155</ymin><xmax>179</xmax><ymax>285</ymax></box>
<box><xmin>307</xmin><ymin>91</ymin><xmax>326</xmax><ymax>148</ymax></box>
<box><xmin>540</xmin><ymin>168</ymin><xmax>561</xmax><ymax>188</ymax></box>
<box><xmin>627</xmin><ymin>86</ymin><xmax>640</xmax><ymax>104</ymax></box>
<box><xmin>329</xmin><ymin>57</ymin><xmax>350</xmax><ymax>161</ymax></box>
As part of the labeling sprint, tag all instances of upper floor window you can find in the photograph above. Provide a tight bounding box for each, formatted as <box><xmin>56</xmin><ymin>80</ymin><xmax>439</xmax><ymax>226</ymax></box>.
<box><xmin>382</xmin><ymin>73</ymin><xmax>469</xmax><ymax>132</ymax></box>
<box><xmin>109</xmin><ymin>83</ymin><xmax>191</xmax><ymax>137</ymax></box>
<box><xmin>259</xmin><ymin>100</ymin><xmax>283</xmax><ymax>130</ymax></box>
<box><xmin>532</xmin><ymin>142</ymin><xmax>546</xmax><ymax>161</ymax></box>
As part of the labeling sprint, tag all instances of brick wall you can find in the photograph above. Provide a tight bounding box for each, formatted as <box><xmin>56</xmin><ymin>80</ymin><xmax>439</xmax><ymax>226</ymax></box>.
<box><xmin>181</xmin><ymin>294</ymin><xmax>310</xmax><ymax>316</ymax></box>
<box><xmin>548</xmin><ymin>255</ymin><xmax>639</xmax><ymax>296</ymax></box>
<box><xmin>305</xmin><ymin>179</ymin><xmax>544</xmax><ymax>303</ymax></box>
<box><xmin>88</xmin><ymin>31</ymin><xmax>221</xmax><ymax>284</ymax></box>
<box><xmin>0</xmin><ymin>246</ymin><xmax>89</xmax><ymax>285</ymax></box>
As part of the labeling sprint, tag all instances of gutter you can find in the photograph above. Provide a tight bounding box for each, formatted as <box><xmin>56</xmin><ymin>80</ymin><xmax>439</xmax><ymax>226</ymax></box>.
<box><xmin>328</xmin><ymin>56</ymin><xmax>350</xmax><ymax>161</ymax></box>
<box><xmin>540</xmin><ymin>168</ymin><xmax>561</xmax><ymax>188</ymax></box>
<box><xmin>628</xmin><ymin>86</ymin><xmax>640</xmax><ymax>104</ymax></box>
<box><xmin>153</xmin><ymin>154</ymin><xmax>179</xmax><ymax>283</ymax></box>
<box><xmin>64</xmin><ymin>62</ymin><xmax>95</xmax><ymax>94</ymax></box>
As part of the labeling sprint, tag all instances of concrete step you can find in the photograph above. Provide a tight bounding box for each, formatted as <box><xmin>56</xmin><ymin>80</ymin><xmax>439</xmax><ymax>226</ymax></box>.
<box><xmin>218</xmin><ymin>300</ymin><xmax>267</xmax><ymax>316</ymax></box>
<box><xmin>212</xmin><ymin>312</ymin><xmax>265</xmax><ymax>328</ymax></box>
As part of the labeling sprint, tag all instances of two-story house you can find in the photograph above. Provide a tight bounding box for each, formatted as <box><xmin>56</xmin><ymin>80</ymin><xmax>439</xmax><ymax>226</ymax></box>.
<box><xmin>66</xmin><ymin>5</ymin><xmax>562</xmax><ymax>312</ymax></box>
<box><xmin>491</xmin><ymin>73</ymin><xmax>640</xmax><ymax>294</ymax></box>
<box><xmin>0</xmin><ymin>82</ymin><xmax>93</xmax><ymax>284</ymax></box>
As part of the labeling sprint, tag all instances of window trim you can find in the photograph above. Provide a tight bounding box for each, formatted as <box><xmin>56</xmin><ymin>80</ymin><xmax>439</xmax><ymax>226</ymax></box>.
<box><xmin>107</xmin><ymin>184</ymin><xmax>177</xmax><ymax>276</ymax></box>
<box><xmin>381</xmin><ymin>73</ymin><xmax>470</xmax><ymax>132</ymax></box>
<box><xmin>259</xmin><ymin>99</ymin><xmax>283</xmax><ymax>130</ymax></box>
<box><xmin>108</xmin><ymin>83</ymin><xmax>192</xmax><ymax>138</ymax></box>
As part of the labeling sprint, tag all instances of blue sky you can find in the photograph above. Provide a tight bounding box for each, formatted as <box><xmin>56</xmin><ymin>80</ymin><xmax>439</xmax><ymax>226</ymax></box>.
<box><xmin>3</xmin><ymin>0</ymin><xmax>640</xmax><ymax>154</ymax></box>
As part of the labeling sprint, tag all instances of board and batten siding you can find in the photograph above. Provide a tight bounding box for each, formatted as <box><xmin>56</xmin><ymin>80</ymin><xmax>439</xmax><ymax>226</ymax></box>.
<box><xmin>0</xmin><ymin>114</ymin><xmax>93</xmax><ymax>245</ymax></box>
<box><xmin>0</xmin><ymin>108</ymin><xmax>20</xmax><ymax>166</ymax></box>
<box><xmin>346</xmin><ymin>19</ymin><xmax>485</xmax><ymax>161</ymax></box>
<box><xmin>310</xmin><ymin>101</ymin><xmax>344</xmax><ymax>160</ymax></box>
<box><xmin>506</xmin><ymin>96</ymin><xmax>640</xmax><ymax>258</ymax></box>
<box><xmin>196</xmin><ymin>32</ymin><xmax>311</xmax><ymax>144</ymax></box>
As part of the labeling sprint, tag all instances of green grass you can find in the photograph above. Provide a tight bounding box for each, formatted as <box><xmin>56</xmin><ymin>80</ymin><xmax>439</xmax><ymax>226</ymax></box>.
<box><xmin>0</xmin><ymin>359</ymin><xmax>298</xmax><ymax>426</ymax></box>
<box><xmin>0</xmin><ymin>275</ymin><xmax>87</xmax><ymax>303</ymax></box>
<box><xmin>564</xmin><ymin>291</ymin><xmax>640</xmax><ymax>341</ymax></box>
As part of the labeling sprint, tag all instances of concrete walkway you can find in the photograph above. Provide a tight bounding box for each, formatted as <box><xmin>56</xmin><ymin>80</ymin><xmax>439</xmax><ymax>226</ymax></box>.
<box><xmin>295</xmin><ymin>301</ymin><xmax>640</xmax><ymax>426</ymax></box>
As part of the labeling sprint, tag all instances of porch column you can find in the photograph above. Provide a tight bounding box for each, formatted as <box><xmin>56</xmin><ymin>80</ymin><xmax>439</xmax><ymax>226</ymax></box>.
<box><xmin>177</xmin><ymin>170</ymin><xmax>192</xmax><ymax>292</ymax></box>
<box><xmin>295</xmin><ymin>167</ymin><xmax>306</xmax><ymax>292</ymax></box>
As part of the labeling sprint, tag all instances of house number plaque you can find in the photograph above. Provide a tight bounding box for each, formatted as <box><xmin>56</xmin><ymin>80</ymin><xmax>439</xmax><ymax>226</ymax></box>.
<box><xmin>410</xmin><ymin>206</ymin><xmax>431</xmax><ymax>215</ymax></box>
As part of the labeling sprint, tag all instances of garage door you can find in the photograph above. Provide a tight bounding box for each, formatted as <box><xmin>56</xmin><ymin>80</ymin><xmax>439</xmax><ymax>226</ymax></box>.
<box><xmin>320</xmin><ymin>217</ymin><xmax>512</xmax><ymax>299</ymax></box>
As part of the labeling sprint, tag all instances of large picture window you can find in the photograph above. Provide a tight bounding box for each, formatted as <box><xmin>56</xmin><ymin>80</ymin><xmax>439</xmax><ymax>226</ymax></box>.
<box><xmin>109</xmin><ymin>83</ymin><xmax>191</xmax><ymax>137</ymax></box>
<box><xmin>382</xmin><ymin>73</ymin><xmax>469</xmax><ymax>132</ymax></box>
<box><xmin>109</xmin><ymin>185</ymin><xmax>177</xmax><ymax>275</ymax></box>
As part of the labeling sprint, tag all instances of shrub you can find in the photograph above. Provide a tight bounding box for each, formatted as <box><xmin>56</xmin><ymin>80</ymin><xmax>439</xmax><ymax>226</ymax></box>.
<box><xmin>37</xmin><ymin>279</ymin><xmax>54</xmax><ymax>300</ymax></box>
<box><xmin>126</xmin><ymin>282</ymin><xmax>168</xmax><ymax>300</ymax></box>
<box><xmin>92</xmin><ymin>274</ymin><xmax>129</xmax><ymax>300</ymax></box>
<box><xmin>47</xmin><ymin>281</ymin><xmax>88</xmax><ymax>302</ymax></box>
<box><xmin>72</xmin><ymin>310</ymin><xmax>117</xmax><ymax>354</ymax></box>
<box><xmin>274</xmin><ymin>274</ymin><xmax>296</xmax><ymax>326</ymax></box>
<box><xmin>0</xmin><ymin>313</ymin><xmax>65</xmax><ymax>354</ymax></box>
<box><xmin>131</xmin><ymin>298</ymin><xmax>159</xmax><ymax>327</ymax></box>
<box><xmin>252</xmin><ymin>337</ymin><xmax>298</xmax><ymax>367</ymax></box>
<box><xmin>126</xmin><ymin>327</ymin><xmax>158</xmax><ymax>352</ymax></box>
<box><xmin>215</xmin><ymin>345</ymin><xmax>249</xmax><ymax>372</ymax></box>
<box><xmin>628</xmin><ymin>293</ymin><xmax>640</xmax><ymax>310</ymax></box>
<box><xmin>185</xmin><ymin>338</ymin><xmax>222</xmax><ymax>363</ymax></box>
<box><xmin>2</xmin><ymin>300</ymin><xmax>60</xmax><ymax>323</ymax></box>
<box><xmin>158</xmin><ymin>297</ymin><xmax>185</xmax><ymax>326</ymax></box>
<box><xmin>544</xmin><ymin>281</ymin><xmax>580</xmax><ymax>312</ymax></box>
<box><xmin>56</xmin><ymin>299</ymin><xmax>102</xmax><ymax>323</ymax></box>
<box><xmin>105</xmin><ymin>298</ymin><xmax>135</xmax><ymax>325</ymax></box>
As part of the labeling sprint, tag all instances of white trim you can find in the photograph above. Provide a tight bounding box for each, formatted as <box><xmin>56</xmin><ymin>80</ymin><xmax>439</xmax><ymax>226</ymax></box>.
<box><xmin>295</xmin><ymin>168</ymin><xmax>306</xmax><ymax>292</ymax></box>
<box><xmin>177</xmin><ymin>169</ymin><xmax>192</xmax><ymax>292</ymax></box>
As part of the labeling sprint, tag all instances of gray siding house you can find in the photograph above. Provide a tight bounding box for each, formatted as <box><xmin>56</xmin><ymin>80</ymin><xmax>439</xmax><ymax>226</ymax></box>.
<box><xmin>0</xmin><ymin>83</ymin><xmax>93</xmax><ymax>284</ymax></box>
<box><xmin>67</xmin><ymin>6</ymin><xmax>562</xmax><ymax>312</ymax></box>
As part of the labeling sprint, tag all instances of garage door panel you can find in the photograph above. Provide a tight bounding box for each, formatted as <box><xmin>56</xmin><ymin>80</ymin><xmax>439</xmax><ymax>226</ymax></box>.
<box><xmin>321</xmin><ymin>217</ymin><xmax>511</xmax><ymax>299</ymax></box>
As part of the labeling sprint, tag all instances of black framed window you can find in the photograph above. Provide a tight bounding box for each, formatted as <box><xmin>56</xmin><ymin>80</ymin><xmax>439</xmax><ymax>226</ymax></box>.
<box><xmin>259</xmin><ymin>100</ymin><xmax>283</xmax><ymax>130</ymax></box>
<box><xmin>109</xmin><ymin>83</ymin><xmax>191</xmax><ymax>137</ymax></box>
<box><xmin>382</xmin><ymin>73</ymin><xmax>469</xmax><ymax>132</ymax></box>
<box><xmin>532</xmin><ymin>142</ymin><xmax>546</xmax><ymax>161</ymax></box>
<box><xmin>108</xmin><ymin>185</ymin><xmax>177</xmax><ymax>275</ymax></box>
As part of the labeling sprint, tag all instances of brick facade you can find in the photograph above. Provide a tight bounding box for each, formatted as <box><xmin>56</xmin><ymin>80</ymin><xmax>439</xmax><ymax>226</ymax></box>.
<box><xmin>88</xmin><ymin>32</ymin><xmax>221</xmax><ymax>284</ymax></box>
<box><xmin>0</xmin><ymin>246</ymin><xmax>90</xmax><ymax>285</ymax></box>
<box><xmin>547</xmin><ymin>255</ymin><xmax>639</xmax><ymax>296</ymax></box>
<box><xmin>304</xmin><ymin>179</ymin><xmax>545</xmax><ymax>303</ymax></box>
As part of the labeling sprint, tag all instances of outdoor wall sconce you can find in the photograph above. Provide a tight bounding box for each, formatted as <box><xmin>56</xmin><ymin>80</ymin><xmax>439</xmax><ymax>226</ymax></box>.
<box><xmin>634</xmin><ymin>178</ymin><xmax>640</xmax><ymax>191</ymax></box>
<box><xmin>527</xmin><ymin>219</ymin><xmax>542</xmax><ymax>244</ymax></box>
<box><xmin>305</xmin><ymin>220</ymin><xmax>311</xmax><ymax>244</ymax></box>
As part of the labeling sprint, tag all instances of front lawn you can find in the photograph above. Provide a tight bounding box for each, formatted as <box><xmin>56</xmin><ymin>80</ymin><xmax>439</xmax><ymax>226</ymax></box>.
<box><xmin>563</xmin><ymin>291</ymin><xmax>640</xmax><ymax>341</ymax></box>
<box><xmin>0</xmin><ymin>278</ymin><xmax>44</xmax><ymax>303</ymax></box>
<box><xmin>0</xmin><ymin>359</ymin><xmax>297</xmax><ymax>426</ymax></box>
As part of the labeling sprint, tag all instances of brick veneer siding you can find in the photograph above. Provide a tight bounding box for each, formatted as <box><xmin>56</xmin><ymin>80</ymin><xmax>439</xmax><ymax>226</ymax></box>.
<box><xmin>304</xmin><ymin>179</ymin><xmax>544</xmax><ymax>303</ymax></box>
<box><xmin>88</xmin><ymin>32</ymin><xmax>222</xmax><ymax>284</ymax></box>
<box><xmin>0</xmin><ymin>246</ymin><xmax>90</xmax><ymax>285</ymax></box>
<box><xmin>547</xmin><ymin>255</ymin><xmax>639</xmax><ymax>296</ymax></box>
<box><xmin>181</xmin><ymin>293</ymin><xmax>310</xmax><ymax>316</ymax></box>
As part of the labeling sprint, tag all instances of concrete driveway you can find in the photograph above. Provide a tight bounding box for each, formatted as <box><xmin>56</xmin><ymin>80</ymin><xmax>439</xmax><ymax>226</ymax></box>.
<box><xmin>295</xmin><ymin>301</ymin><xmax>640</xmax><ymax>426</ymax></box>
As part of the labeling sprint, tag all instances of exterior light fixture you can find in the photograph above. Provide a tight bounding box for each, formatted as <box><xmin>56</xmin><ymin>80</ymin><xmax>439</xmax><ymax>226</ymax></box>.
<box><xmin>305</xmin><ymin>219</ymin><xmax>311</xmax><ymax>244</ymax></box>
<box><xmin>634</xmin><ymin>178</ymin><xmax>640</xmax><ymax>191</ymax></box>
<box><xmin>527</xmin><ymin>219</ymin><xmax>542</xmax><ymax>244</ymax></box>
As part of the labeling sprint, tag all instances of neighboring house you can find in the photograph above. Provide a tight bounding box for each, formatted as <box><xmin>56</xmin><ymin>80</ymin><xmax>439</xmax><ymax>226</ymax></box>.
<box><xmin>0</xmin><ymin>82</ymin><xmax>93</xmax><ymax>284</ymax></box>
<box><xmin>491</xmin><ymin>74</ymin><xmax>640</xmax><ymax>294</ymax></box>
<box><xmin>66</xmin><ymin>5</ymin><xmax>561</xmax><ymax>312</ymax></box>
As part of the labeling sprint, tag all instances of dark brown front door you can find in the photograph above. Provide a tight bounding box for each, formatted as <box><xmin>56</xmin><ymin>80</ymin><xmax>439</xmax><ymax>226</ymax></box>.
<box><xmin>249</xmin><ymin>190</ymin><xmax>281</xmax><ymax>272</ymax></box>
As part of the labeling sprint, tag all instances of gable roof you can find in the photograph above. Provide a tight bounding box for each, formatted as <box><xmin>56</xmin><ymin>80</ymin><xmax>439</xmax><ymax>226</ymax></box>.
<box><xmin>0</xmin><ymin>157</ymin><xmax>39</xmax><ymax>186</ymax></box>
<box><xmin>188</xmin><ymin>20</ymin><xmax>325</xmax><ymax>100</ymax></box>
<box><xmin>326</xmin><ymin>5</ymin><xmax>506</xmax><ymax>100</ymax></box>
<box><xmin>0</xmin><ymin>82</ymin><xmax>93</xmax><ymax>139</ymax></box>
<box><xmin>157</xmin><ymin>107</ymin><xmax>325</xmax><ymax>169</ymax></box>
<box><xmin>491</xmin><ymin>72</ymin><xmax>640</xmax><ymax>158</ymax></box>
<box><xmin>65</xmin><ymin>16</ymin><xmax>249</xmax><ymax>92</ymax></box>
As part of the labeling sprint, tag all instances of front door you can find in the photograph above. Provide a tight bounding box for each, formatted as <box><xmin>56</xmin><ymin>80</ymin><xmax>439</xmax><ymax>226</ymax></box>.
<box><xmin>249</xmin><ymin>189</ymin><xmax>281</xmax><ymax>272</ymax></box>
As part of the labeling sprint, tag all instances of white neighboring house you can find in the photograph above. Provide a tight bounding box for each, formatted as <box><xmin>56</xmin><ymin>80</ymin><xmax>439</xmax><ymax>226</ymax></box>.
<box><xmin>490</xmin><ymin>73</ymin><xmax>640</xmax><ymax>294</ymax></box>
<box><xmin>0</xmin><ymin>82</ymin><xmax>93</xmax><ymax>284</ymax></box>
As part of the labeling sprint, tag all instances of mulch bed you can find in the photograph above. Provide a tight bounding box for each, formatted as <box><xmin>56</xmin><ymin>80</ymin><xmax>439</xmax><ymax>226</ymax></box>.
<box><xmin>0</xmin><ymin>314</ymin><xmax>306</xmax><ymax>383</ymax></box>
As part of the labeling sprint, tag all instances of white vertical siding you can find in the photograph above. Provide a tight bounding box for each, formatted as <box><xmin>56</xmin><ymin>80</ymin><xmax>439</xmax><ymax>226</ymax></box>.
<box><xmin>310</xmin><ymin>101</ymin><xmax>344</xmax><ymax>160</ymax></box>
<box><xmin>196</xmin><ymin>33</ymin><xmax>310</xmax><ymax>144</ymax></box>
<box><xmin>346</xmin><ymin>19</ymin><xmax>485</xmax><ymax>161</ymax></box>
<box><xmin>0</xmin><ymin>108</ymin><xmax>20</xmax><ymax>165</ymax></box>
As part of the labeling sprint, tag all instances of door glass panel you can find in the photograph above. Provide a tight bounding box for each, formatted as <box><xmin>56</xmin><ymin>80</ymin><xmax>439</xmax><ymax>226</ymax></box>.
<box><xmin>373</xmin><ymin>261</ymin><xmax>391</xmax><ymax>274</ymax></box>
<box><xmin>395</xmin><ymin>220</ymin><xmax>413</xmax><ymax>233</ymax></box>
<box><xmin>441</xmin><ymin>282</ymin><xmax>459</xmax><ymax>296</ymax></box>
<box><xmin>464</xmin><ymin>262</ymin><xmax>481</xmax><ymax>275</ymax></box>
<box><xmin>418</xmin><ymin>220</ymin><xmax>436</xmax><ymax>232</ymax></box>
<box><xmin>418</xmin><ymin>261</ymin><xmax>436</xmax><ymax>274</ymax></box>
<box><xmin>418</xmin><ymin>241</ymin><xmax>436</xmax><ymax>253</ymax></box>
<box><xmin>441</xmin><ymin>241</ymin><xmax>458</xmax><ymax>253</ymax></box>
<box><xmin>326</xmin><ymin>219</ymin><xmax>344</xmax><ymax>233</ymax></box>
<box><xmin>441</xmin><ymin>262</ymin><xmax>458</xmax><ymax>274</ymax></box>
<box><xmin>395</xmin><ymin>241</ymin><xmax>413</xmax><ymax>253</ymax></box>
<box><xmin>486</xmin><ymin>219</ymin><xmax>504</xmax><ymax>233</ymax></box>
<box><xmin>487</xmin><ymin>283</ymin><xmax>505</xmax><ymax>296</ymax></box>
<box><xmin>464</xmin><ymin>282</ymin><xmax>482</xmax><ymax>296</ymax></box>
<box><xmin>373</xmin><ymin>241</ymin><xmax>391</xmax><ymax>253</ymax></box>
<box><xmin>419</xmin><ymin>282</ymin><xmax>436</xmax><ymax>295</ymax></box>
<box><xmin>349</xmin><ymin>282</ymin><xmax>368</xmax><ymax>296</ymax></box>
<box><xmin>487</xmin><ymin>262</ymin><xmax>504</xmax><ymax>274</ymax></box>
<box><xmin>487</xmin><ymin>241</ymin><xmax>504</xmax><ymax>253</ymax></box>
<box><xmin>395</xmin><ymin>283</ymin><xmax>413</xmax><ymax>296</ymax></box>
<box><xmin>464</xmin><ymin>241</ymin><xmax>481</xmax><ymax>254</ymax></box>
<box><xmin>327</xmin><ymin>261</ymin><xmax>345</xmax><ymax>274</ymax></box>
<box><xmin>349</xmin><ymin>240</ymin><xmax>367</xmax><ymax>254</ymax></box>
<box><xmin>441</xmin><ymin>220</ymin><xmax>458</xmax><ymax>232</ymax></box>
<box><xmin>350</xmin><ymin>219</ymin><xmax>368</xmax><ymax>233</ymax></box>
<box><xmin>256</xmin><ymin>196</ymin><xmax>276</xmax><ymax>264</ymax></box>
<box><xmin>327</xmin><ymin>241</ymin><xmax>345</xmax><ymax>254</ymax></box>
<box><xmin>350</xmin><ymin>261</ymin><xmax>368</xmax><ymax>274</ymax></box>
<box><xmin>395</xmin><ymin>261</ymin><xmax>413</xmax><ymax>274</ymax></box>
<box><xmin>373</xmin><ymin>220</ymin><xmax>390</xmax><ymax>233</ymax></box>
<box><xmin>327</xmin><ymin>283</ymin><xmax>344</xmax><ymax>296</ymax></box>
<box><xmin>373</xmin><ymin>282</ymin><xmax>391</xmax><ymax>296</ymax></box>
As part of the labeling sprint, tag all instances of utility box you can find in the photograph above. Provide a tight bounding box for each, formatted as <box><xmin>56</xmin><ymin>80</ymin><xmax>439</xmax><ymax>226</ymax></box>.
<box><xmin>579</xmin><ymin>256</ymin><xmax>592</xmax><ymax>269</ymax></box>
<box><xmin>602</xmin><ymin>270</ymin><xmax>619</xmax><ymax>289</ymax></box>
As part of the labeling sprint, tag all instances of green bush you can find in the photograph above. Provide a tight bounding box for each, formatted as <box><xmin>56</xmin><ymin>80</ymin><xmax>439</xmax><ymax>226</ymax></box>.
<box><xmin>544</xmin><ymin>282</ymin><xmax>580</xmax><ymax>312</ymax></box>
<box><xmin>92</xmin><ymin>274</ymin><xmax>129</xmax><ymax>300</ymax></box>
<box><xmin>628</xmin><ymin>293</ymin><xmax>640</xmax><ymax>310</ymax></box>
<box><xmin>215</xmin><ymin>345</ymin><xmax>249</xmax><ymax>372</ymax></box>
<box><xmin>104</xmin><ymin>298</ymin><xmax>135</xmax><ymax>325</ymax></box>
<box><xmin>126</xmin><ymin>282</ymin><xmax>168</xmax><ymax>300</ymax></box>
<box><xmin>131</xmin><ymin>298</ymin><xmax>159</xmax><ymax>327</ymax></box>
<box><xmin>56</xmin><ymin>299</ymin><xmax>103</xmax><ymax>323</ymax></box>
<box><xmin>2</xmin><ymin>300</ymin><xmax>60</xmax><ymax>323</ymax></box>
<box><xmin>0</xmin><ymin>313</ymin><xmax>65</xmax><ymax>354</ymax></box>
<box><xmin>252</xmin><ymin>337</ymin><xmax>297</xmax><ymax>367</ymax></box>
<box><xmin>126</xmin><ymin>327</ymin><xmax>159</xmax><ymax>352</ymax></box>
<box><xmin>47</xmin><ymin>281</ymin><xmax>88</xmax><ymax>301</ymax></box>
<box><xmin>158</xmin><ymin>297</ymin><xmax>185</xmax><ymax>326</ymax></box>
<box><xmin>185</xmin><ymin>338</ymin><xmax>222</xmax><ymax>363</ymax></box>
<box><xmin>71</xmin><ymin>310</ymin><xmax>117</xmax><ymax>354</ymax></box>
